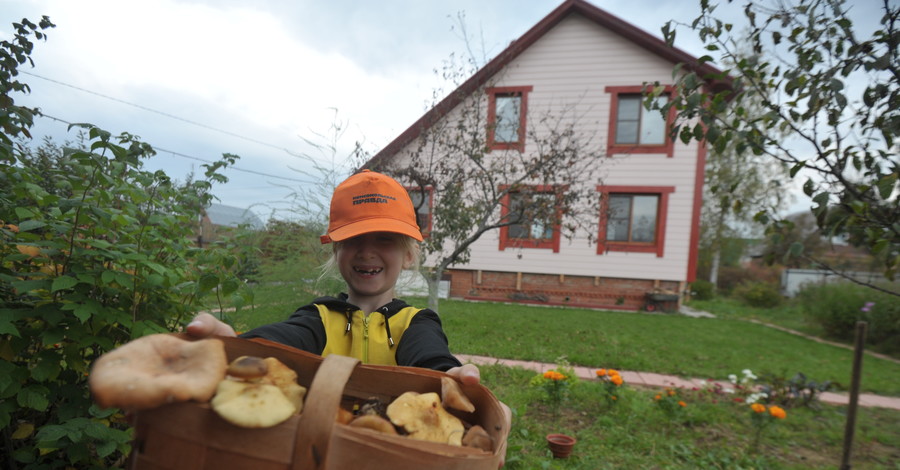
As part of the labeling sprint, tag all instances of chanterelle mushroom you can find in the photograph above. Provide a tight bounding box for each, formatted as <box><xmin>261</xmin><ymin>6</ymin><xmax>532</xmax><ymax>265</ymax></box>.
<box><xmin>210</xmin><ymin>380</ymin><xmax>296</xmax><ymax>428</ymax></box>
<box><xmin>386</xmin><ymin>391</ymin><xmax>465</xmax><ymax>446</ymax></box>
<box><xmin>89</xmin><ymin>334</ymin><xmax>227</xmax><ymax>411</ymax></box>
<box><xmin>441</xmin><ymin>376</ymin><xmax>475</xmax><ymax>413</ymax></box>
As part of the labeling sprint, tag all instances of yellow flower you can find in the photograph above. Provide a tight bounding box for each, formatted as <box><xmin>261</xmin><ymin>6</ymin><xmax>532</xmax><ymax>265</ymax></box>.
<box><xmin>751</xmin><ymin>403</ymin><xmax>766</xmax><ymax>414</ymax></box>
<box><xmin>768</xmin><ymin>405</ymin><xmax>787</xmax><ymax>419</ymax></box>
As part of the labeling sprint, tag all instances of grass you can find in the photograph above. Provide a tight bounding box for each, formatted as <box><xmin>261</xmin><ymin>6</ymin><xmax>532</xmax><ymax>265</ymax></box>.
<box><xmin>482</xmin><ymin>364</ymin><xmax>900</xmax><ymax>469</ymax></box>
<box><xmin>222</xmin><ymin>282</ymin><xmax>900</xmax><ymax>468</ymax></box>
<box><xmin>226</xmin><ymin>287</ymin><xmax>900</xmax><ymax>397</ymax></box>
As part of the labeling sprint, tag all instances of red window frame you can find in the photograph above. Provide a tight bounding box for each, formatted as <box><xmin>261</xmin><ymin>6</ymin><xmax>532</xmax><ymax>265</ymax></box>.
<box><xmin>596</xmin><ymin>185</ymin><xmax>674</xmax><ymax>257</ymax></box>
<box><xmin>486</xmin><ymin>86</ymin><xmax>533</xmax><ymax>152</ymax></box>
<box><xmin>498</xmin><ymin>185</ymin><xmax>562</xmax><ymax>253</ymax></box>
<box><xmin>405</xmin><ymin>185</ymin><xmax>433</xmax><ymax>237</ymax></box>
<box><xmin>605</xmin><ymin>85</ymin><xmax>675</xmax><ymax>157</ymax></box>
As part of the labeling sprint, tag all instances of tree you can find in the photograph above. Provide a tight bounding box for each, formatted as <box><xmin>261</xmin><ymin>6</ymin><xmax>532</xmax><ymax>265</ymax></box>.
<box><xmin>366</xmin><ymin>36</ymin><xmax>606</xmax><ymax>310</ymax></box>
<box><xmin>700</xmin><ymin>71</ymin><xmax>790</xmax><ymax>288</ymax></box>
<box><xmin>653</xmin><ymin>0</ymin><xmax>899</xmax><ymax>294</ymax></box>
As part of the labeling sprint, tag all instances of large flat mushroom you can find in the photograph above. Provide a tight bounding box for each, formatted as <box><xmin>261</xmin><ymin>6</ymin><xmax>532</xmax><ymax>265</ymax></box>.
<box><xmin>89</xmin><ymin>334</ymin><xmax>227</xmax><ymax>411</ymax></box>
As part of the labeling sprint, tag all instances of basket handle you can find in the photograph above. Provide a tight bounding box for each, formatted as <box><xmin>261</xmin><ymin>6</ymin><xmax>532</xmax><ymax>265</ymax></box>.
<box><xmin>292</xmin><ymin>354</ymin><xmax>360</xmax><ymax>469</ymax></box>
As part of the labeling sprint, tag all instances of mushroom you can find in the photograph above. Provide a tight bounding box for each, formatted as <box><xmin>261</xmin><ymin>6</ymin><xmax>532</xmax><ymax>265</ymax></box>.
<box><xmin>258</xmin><ymin>357</ymin><xmax>306</xmax><ymax>413</ymax></box>
<box><xmin>348</xmin><ymin>415</ymin><xmax>399</xmax><ymax>435</ymax></box>
<box><xmin>226</xmin><ymin>355</ymin><xmax>268</xmax><ymax>379</ymax></box>
<box><xmin>386</xmin><ymin>391</ymin><xmax>465</xmax><ymax>446</ymax></box>
<box><xmin>89</xmin><ymin>334</ymin><xmax>227</xmax><ymax>411</ymax></box>
<box><xmin>462</xmin><ymin>425</ymin><xmax>494</xmax><ymax>451</ymax></box>
<box><xmin>440</xmin><ymin>376</ymin><xmax>475</xmax><ymax>413</ymax></box>
<box><xmin>210</xmin><ymin>380</ymin><xmax>296</xmax><ymax>428</ymax></box>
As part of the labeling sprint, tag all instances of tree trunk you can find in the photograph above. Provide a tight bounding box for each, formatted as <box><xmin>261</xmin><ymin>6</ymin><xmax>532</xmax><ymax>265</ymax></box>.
<box><xmin>426</xmin><ymin>268</ymin><xmax>442</xmax><ymax>311</ymax></box>
<box><xmin>709</xmin><ymin>248</ymin><xmax>720</xmax><ymax>286</ymax></box>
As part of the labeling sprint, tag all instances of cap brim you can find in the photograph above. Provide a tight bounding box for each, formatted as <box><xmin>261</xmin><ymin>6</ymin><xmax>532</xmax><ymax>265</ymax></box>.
<box><xmin>326</xmin><ymin>218</ymin><xmax>423</xmax><ymax>243</ymax></box>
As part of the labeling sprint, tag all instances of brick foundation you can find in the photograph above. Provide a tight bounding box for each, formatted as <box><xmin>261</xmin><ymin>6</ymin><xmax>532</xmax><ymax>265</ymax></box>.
<box><xmin>446</xmin><ymin>269</ymin><xmax>683</xmax><ymax>311</ymax></box>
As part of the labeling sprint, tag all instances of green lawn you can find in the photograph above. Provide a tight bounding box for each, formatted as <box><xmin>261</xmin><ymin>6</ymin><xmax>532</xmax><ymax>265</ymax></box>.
<box><xmin>225</xmin><ymin>291</ymin><xmax>900</xmax><ymax>397</ymax></box>
<box><xmin>223</xmin><ymin>287</ymin><xmax>900</xmax><ymax>468</ymax></box>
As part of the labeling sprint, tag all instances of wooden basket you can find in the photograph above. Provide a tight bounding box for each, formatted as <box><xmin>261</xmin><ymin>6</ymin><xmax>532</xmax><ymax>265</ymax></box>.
<box><xmin>128</xmin><ymin>336</ymin><xmax>508</xmax><ymax>470</ymax></box>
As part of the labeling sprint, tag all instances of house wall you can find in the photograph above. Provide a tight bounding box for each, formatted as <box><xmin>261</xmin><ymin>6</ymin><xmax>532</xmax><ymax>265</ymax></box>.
<box><xmin>391</xmin><ymin>13</ymin><xmax>703</xmax><ymax>310</ymax></box>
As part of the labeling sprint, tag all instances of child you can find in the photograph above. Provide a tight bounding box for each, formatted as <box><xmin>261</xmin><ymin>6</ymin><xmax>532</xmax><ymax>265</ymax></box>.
<box><xmin>188</xmin><ymin>170</ymin><xmax>470</xmax><ymax>374</ymax></box>
<box><xmin>189</xmin><ymin>169</ymin><xmax>509</xmax><ymax>467</ymax></box>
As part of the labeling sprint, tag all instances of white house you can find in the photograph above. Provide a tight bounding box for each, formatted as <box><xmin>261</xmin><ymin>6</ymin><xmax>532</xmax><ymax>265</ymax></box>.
<box><xmin>365</xmin><ymin>0</ymin><xmax>726</xmax><ymax>311</ymax></box>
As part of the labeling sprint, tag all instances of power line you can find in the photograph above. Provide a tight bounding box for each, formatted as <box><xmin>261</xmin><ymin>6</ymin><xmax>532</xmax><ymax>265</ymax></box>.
<box><xmin>21</xmin><ymin>70</ymin><xmax>294</xmax><ymax>154</ymax></box>
<box><xmin>36</xmin><ymin>112</ymin><xmax>315</xmax><ymax>184</ymax></box>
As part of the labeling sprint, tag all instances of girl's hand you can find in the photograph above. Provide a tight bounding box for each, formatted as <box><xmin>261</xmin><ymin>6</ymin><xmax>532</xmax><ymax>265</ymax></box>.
<box><xmin>446</xmin><ymin>363</ymin><xmax>512</xmax><ymax>468</ymax></box>
<box><xmin>186</xmin><ymin>313</ymin><xmax>237</xmax><ymax>338</ymax></box>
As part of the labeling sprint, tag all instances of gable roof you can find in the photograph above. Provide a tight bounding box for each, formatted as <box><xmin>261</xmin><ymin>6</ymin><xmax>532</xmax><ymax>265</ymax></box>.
<box><xmin>365</xmin><ymin>0</ymin><xmax>728</xmax><ymax>169</ymax></box>
<box><xmin>204</xmin><ymin>203</ymin><xmax>266</xmax><ymax>230</ymax></box>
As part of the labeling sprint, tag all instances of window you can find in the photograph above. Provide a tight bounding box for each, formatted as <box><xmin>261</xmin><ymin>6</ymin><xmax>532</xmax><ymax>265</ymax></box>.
<box><xmin>487</xmin><ymin>86</ymin><xmax>533</xmax><ymax>151</ymax></box>
<box><xmin>596</xmin><ymin>185</ymin><xmax>674</xmax><ymax>257</ymax></box>
<box><xmin>499</xmin><ymin>186</ymin><xmax>562</xmax><ymax>252</ymax></box>
<box><xmin>606</xmin><ymin>85</ymin><xmax>674</xmax><ymax>157</ymax></box>
<box><xmin>407</xmin><ymin>186</ymin><xmax>433</xmax><ymax>236</ymax></box>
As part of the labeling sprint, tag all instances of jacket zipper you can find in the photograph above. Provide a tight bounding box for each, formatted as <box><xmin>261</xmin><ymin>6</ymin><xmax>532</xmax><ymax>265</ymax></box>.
<box><xmin>362</xmin><ymin>314</ymin><xmax>370</xmax><ymax>363</ymax></box>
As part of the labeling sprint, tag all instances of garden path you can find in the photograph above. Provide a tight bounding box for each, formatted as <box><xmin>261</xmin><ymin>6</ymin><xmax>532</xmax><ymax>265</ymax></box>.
<box><xmin>456</xmin><ymin>353</ymin><xmax>900</xmax><ymax>410</ymax></box>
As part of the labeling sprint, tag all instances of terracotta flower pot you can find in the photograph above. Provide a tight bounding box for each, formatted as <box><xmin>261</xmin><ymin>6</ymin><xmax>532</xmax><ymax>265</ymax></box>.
<box><xmin>546</xmin><ymin>433</ymin><xmax>576</xmax><ymax>458</ymax></box>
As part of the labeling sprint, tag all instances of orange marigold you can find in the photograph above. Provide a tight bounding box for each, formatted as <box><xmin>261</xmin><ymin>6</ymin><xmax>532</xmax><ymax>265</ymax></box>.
<box><xmin>608</xmin><ymin>369</ymin><xmax>620</xmax><ymax>377</ymax></box>
<box><xmin>596</xmin><ymin>369</ymin><xmax>607</xmax><ymax>377</ymax></box>
<box><xmin>610</xmin><ymin>375</ymin><xmax>624</xmax><ymax>386</ymax></box>
<box><xmin>678</xmin><ymin>401</ymin><xmax>687</xmax><ymax>407</ymax></box>
<box><xmin>768</xmin><ymin>405</ymin><xmax>787</xmax><ymax>419</ymax></box>
<box><xmin>751</xmin><ymin>403</ymin><xmax>766</xmax><ymax>413</ymax></box>
<box><xmin>543</xmin><ymin>370</ymin><xmax>566</xmax><ymax>381</ymax></box>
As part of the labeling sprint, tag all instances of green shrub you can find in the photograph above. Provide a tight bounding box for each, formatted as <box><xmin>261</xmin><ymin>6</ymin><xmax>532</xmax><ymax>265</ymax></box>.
<box><xmin>690</xmin><ymin>280</ymin><xmax>716</xmax><ymax>300</ymax></box>
<box><xmin>797</xmin><ymin>281</ymin><xmax>900</xmax><ymax>355</ymax></box>
<box><xmin>717</xmin><ymin>264</ymin><xmax>781</xmax><ymax>294</ymax></box>
<box><xmin>1</xmin><ymin>18</ymin><xmax>251</xmax><ymax>467</ymax></box>
<box><xmin>733</xmin><ymin>281</ymin><xmax>783</xmax><ymax>308</ymax></box>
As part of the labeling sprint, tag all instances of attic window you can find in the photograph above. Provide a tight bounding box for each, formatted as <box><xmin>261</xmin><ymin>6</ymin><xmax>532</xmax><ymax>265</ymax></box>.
<box><xmin>605</xmin><ymin>86</ymin><xmax>674</xmax><ymax>157</ymax></box>
<box><xmin>596</xmin><ymin>185</ymin><xmax>674</xmax><ymax>257</ymax></box>
<box><xmin>407</xmin><ymin>186</ymin><xmax>433</xmax><ymax>237</ymax></box>
<box><xmin>487</xmin><ymin>86</ymin><xmax>532</xmax><ymax>152</ymax></box>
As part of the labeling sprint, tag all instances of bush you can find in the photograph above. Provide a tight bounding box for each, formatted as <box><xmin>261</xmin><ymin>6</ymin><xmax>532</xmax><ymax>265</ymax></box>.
<box><xmin>797</xmin><ymin>281</ymin><xmax>900</xmax><ymax>355</ymax></box>
<box><xmin>690</xmin><ymin>280</ymin><xmax>716</xmax><ymax>300</ymax></box>
<box><xmin>733</xmin><ymin>281</ymin><xmax>783</xmax><ymax>308</ymax></box>
<box><xmin>1</xmin><ymin>19</ymin><xmax>251</xmax><ymax>467</ymax></box>
<box><xmin>717</xmin><ymin>264</ymin><xmax>781</xmax><ymax>294</ymax></box>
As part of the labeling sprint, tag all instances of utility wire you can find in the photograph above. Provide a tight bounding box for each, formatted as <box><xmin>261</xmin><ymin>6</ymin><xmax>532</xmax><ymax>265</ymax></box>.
<box><xmin>21</xmin><ymin>70</ymin><xmax>294</xmax><ymax>154</ymax></box>
<box><xmin>37</xmin><ymin>112</ymin><xmax>315</xmax><ymax>184</ymax></box>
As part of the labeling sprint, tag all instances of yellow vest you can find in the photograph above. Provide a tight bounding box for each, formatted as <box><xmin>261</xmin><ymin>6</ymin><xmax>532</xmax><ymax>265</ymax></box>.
<box><xmin>318</xmin><ymin>304</ymin><xmax>422</xmax><ymax>365</ymax></box>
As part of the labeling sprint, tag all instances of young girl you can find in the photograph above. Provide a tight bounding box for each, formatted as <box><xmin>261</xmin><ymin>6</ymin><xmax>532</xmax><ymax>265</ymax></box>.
<box><xmin>189</xmin><ymin>170</ymin><xmax>509</xmax><ymax>466</ymax></box>
<box><xmin>188</xmin><ymin>170</ymin><xmax>473</xmax><ymax>375</ymax></box>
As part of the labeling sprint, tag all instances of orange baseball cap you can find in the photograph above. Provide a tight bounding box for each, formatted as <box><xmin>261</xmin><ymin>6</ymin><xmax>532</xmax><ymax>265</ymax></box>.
<box><xmin>320</xmin><ymin>170</ymin><xmax>424</xmax><ymax>244</ymax></box>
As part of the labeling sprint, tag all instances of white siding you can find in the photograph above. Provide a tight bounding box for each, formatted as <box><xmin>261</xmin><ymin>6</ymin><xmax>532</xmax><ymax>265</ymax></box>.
<box><xmin>394</xmin><ymin>13</ymin><xmax>702</xmax><ymax>283</ymax></box>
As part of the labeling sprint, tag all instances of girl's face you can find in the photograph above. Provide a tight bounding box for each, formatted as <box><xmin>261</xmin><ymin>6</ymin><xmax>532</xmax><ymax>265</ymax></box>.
<box><xmin>336</xmin><ymin>232</ymin><xmax>413</xmax><ymax>307</ymax></box>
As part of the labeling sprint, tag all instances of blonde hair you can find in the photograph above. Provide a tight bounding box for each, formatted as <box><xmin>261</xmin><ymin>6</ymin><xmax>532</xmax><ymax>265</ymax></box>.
<box><xmin>316</xmin><ymin>235</ymin><xmax>422</xmax><ymax>293</ymax></box>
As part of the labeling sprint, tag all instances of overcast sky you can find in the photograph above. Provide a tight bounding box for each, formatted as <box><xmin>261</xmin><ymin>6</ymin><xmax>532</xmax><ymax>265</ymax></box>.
<box><xmin>1</xmin><ymin>0</ymin><xmax>886</xmax><ymax>222</ymax></box>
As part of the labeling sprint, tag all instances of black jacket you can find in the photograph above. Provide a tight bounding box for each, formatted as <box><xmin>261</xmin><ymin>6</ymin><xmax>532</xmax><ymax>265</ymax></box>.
<box><xmin>241</xmin><ymin>294</ymin><xmax>462</xmax><ymax>371</ymax></box>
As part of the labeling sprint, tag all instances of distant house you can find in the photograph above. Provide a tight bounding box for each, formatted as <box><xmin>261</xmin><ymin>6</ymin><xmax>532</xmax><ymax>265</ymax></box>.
<box><xmin>197</xmin><ymin>203</ymin><xmax>265</xmax><ymax>247</ymax></box>
<box><xmin>365</xmin><ymin>0</ymin><xmax>726</xmax><ymax>311</ymax></box>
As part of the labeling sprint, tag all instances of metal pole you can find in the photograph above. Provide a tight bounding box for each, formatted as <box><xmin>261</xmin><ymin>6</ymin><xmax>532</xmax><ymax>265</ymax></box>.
<box><xmin>839</xmin><ymin>321</ymin><xmax>867</xmax><ymax>470</ymax></box>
